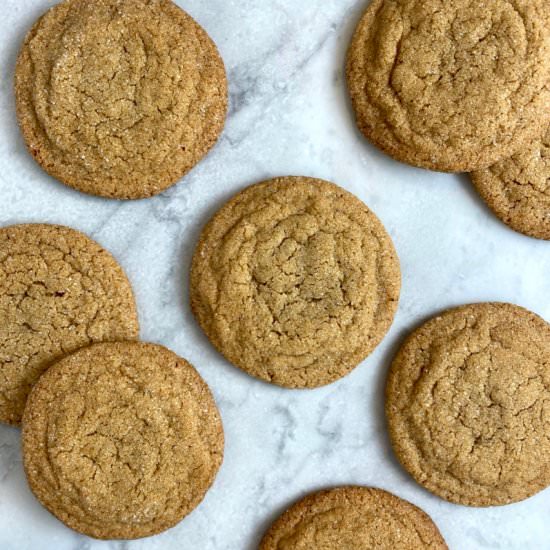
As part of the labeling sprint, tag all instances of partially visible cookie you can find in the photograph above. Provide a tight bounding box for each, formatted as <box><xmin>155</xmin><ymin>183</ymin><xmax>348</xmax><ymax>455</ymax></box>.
<box><xmin>471</xmin><ymin>125</ymin><xmax>550</xmax><ymax>239</ymax></box>
<box><xmin>15</xmin><ymin>0</ymin><xmax>227</xmax><ymax>199</ymax></box>
<box><xmin>386</xmin><ymin>303</ymin><xmax>550</xmax><ymax>506</ymax></box>
<box><xmin>0</xmin><ymin>223</ymin><xmax>139</xmax><ymax>426</ymax></box>
<box><xmin>190</xmin><ymin>176</ymin><xmax>401</xmax><ymax>389</ymax></box>
<box><xmin>346</xmin><ymin>0</ymin><xmax>550</xmax><ymax>172</ymax></box>
<box><xmin>259</xmin><ymin>486</ymin><xmax>448</xmax><ymax>549</ymax></box>
<box><xmin>22</xmin><ymin>341</ymin><xmax>224</xmax><ymax>540</ymax></box>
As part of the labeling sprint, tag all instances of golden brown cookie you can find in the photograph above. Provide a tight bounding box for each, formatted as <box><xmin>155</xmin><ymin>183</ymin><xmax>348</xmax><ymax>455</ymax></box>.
<box><xmin>346</xmin><ymin>0</ymin><xmax>550</xmax><ymax>172</ymax></box>
<box><xmin>190</xmin><ymin>177</ymin><xmax>401</xmax><ymax>389</ymax></box>
<box><xmin>22</xmin><ymin>341</ymin><xmax>224</xmax><ymax>540</ymax></box>
<box><xmin>259</xmin><ymin>486</ymin><xmax>448</xmax><ymax>549</ymax></box>
<box><xmin>0</xmin><ymin>223</ymin><xmax>138</xmax><ymax>426</ymax></box>
<box><xmin>386</xmin><ymin>303</ymin><xmax>550</xmax><ymax>507</ymax></box>
<box><xmin>471</xmin><ymin>125</ymin><xmax>550</xmax><ymax>239</ymax></box>
<box><xmin>15</xmin><ymin>0</ymin><xmax>227</xmax><ymax>199</ymax></box>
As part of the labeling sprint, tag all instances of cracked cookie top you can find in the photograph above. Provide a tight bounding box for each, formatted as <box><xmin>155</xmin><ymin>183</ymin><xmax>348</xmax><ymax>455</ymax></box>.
<box><xmin>22</xmin><ymin>341</ymin><xmax>224</xmax><ymax>540</ymax></box>
<box><xmin>259</xmin><ymin>486</ymin><xmax>448</xmax><ymax>549</ymax></box>
<box><xmin>190</xmin><ymin>177</ymin><xmax>401</xmax><ymax>389</ymax></box>
<box><xmin>386</xmin><ymin>302</ymin><xmax>550</xmax><ymax>506</ymax></box>
<box><xmin>346</xmin><ymin>0</ymin><xmax>550</xmax><ymax>172</ymax></box>
<box><xmin>471</xmin><ymin>125</ymin><xmax>550</xmax><ymax>239</ymax></box>
<box><xmin>0</xmin><ymin>224</ymin><xmax>138</xmax><ymax>426</ymax></box>
<box><xmin>15</xmin><ymin>0</ymin><xmax>227</xmax><ymax>199</ymax></box>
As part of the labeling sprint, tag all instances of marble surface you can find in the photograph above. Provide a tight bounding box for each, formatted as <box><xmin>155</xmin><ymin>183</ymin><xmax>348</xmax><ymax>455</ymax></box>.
<box><xmin>1</xmin><ymin>1</ymin><xmax>550</xmax><ymax>548</ymax></box>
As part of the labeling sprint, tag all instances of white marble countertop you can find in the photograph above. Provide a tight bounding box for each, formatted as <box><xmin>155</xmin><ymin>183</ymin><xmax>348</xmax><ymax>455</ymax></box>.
<box><xmin>2</xmin><ymin>1</ymin><xmax>550</xmax><ymax>549</ymax></box>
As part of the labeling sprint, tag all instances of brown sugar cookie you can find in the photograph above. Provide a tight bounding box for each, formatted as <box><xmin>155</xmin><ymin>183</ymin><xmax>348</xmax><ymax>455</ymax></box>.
<box><xmin>190</xmin><ymin>177</ymin><xmax>401</xmax><ymax>389</ymax></box>
<box><xmin>0</xmin><ymin>223</ymin><xmax>138</xmax><ymax>426</ymax></box>
<box><xmin>386</xmin><ymin>303</ymin><xmax>550</xmax><ymax>507</ymax></box>
<box><xmin>346</xmin><ymin>0</ymin><xmax>550</xmax><ymax>172</ymax></box>
<box><xmin>259</xmin><ymin>486</ymin><xmax>448</xmax><ymax>549</ymax></box>
<box><xmin>471</xmin><ymin>125</ymin><xmax>550</xmax><ymax>239</ymax></box>
<box><xmin>15</xmin><ymin>0</ymin><xmax>227</xmax><ymax>199</ymax></box>
<box><xmin>22</xmin><ymin>341</ymin><xmax>224</xmax><ymax>540</ymax></box>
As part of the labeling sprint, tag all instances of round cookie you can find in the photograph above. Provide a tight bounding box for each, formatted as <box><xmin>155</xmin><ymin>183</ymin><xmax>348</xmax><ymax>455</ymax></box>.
<box><xmin>15</xmin><ymin>0</ymin><xmax>227</xmax><ymax>199</ymax></box>
<box><xmin>346</xmin><ymin>0</ymin><xmax>550</xmax><ymax>172</ymax></box>
<box><xmin>190</xmin><ymin>176</ymin><xmax>401</xmax><ymax>389</ymax></box>
<box><xmin>0</xmin><ymin>223</ymin><xmax>138</xmax><ymax>426</ymax></box>
<box><xmin>386</xmin><ymin>303</ymin><xmax>550</xmax><ymax>506</ymax></box>
<box><xmin>259</xmin><ymin>486</ymin><xmax>448</xmax><ymax>549</ymax></box>
<box><xmin>22</xmin><ymin>341</ymin><xmax>224</xmax><ymax>540</ymax></box>
<box><xmin>471</xmin><ymin>125</ymin><xmax>550</xmax><ymax>239</ymax></box>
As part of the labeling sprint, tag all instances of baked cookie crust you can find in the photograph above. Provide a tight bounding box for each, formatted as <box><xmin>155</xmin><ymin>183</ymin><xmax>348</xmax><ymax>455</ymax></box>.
<box><xmin>346</xmin><ymin>0</ymin><xmax>550</xmax><ymax>172</ymax></box>
<box><xmin>15</xmin><ymin>0</ymin><xmax>227</xmax><ymax>199</ymax></box>
<box><xmin>471</xmin><ymin>125</ymin><xmax>550</xmax><ymax>239</ymax></box>
<box><xmin>387</xmin><ymin>302</ymin><xmax>550</xmax><ymax>506</ymax></box>
<box><xmin>0</xmin><ymin>223</ymin><xmax>139</xmax><ymax>426</ymax></box>
<box><xmin>190</xmin><ymin>176</ymin><xmax>401</xmax><ymax>389</ymax></box>
<box><xmin>22</xmin><ymin>341</ymin><xmax>224</xmax><ymax>539</ymax></box>
<box><xmin>260</xmin><ymin>486</ymin><xmax>448</xmax><ymax>549</ymax></box>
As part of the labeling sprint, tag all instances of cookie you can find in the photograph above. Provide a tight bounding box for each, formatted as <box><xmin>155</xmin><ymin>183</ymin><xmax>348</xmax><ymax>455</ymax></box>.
<box><xmin>259</xmin><ymin>486</ymin><xmax>448</xmax><ymax>549</ymax></box>
<box><xmin>346</xmin><ymin>0</ymin><xmax>550</xmax><ymax>172</ymax></box>
<box><xmin>190</xmin><ymin>176</ymin><xmax>400</xmax><ymax>389</ymax></box>
<box><xmin>22</xmin><ymin>341</ymin><xmax>224</xmax><ymax>540</ymax></box>
<box><xmin>0</xmin><ymin>223</ymin><xmax>138</xmax><ymax>426</ymax></box>
<box><xmin>471</xmin><ymin>125</ymin><xmax>550</xmax><ymax>239</ymax></box>
<box><xmin>386</xmin><ymin>303</ymin><xmax>550</xmax><ymax>506</ymax></box>
<box><xmin>15</xmin><ymin>0</ymin><xmax>227</xmax><ymax>199</ymax></box>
